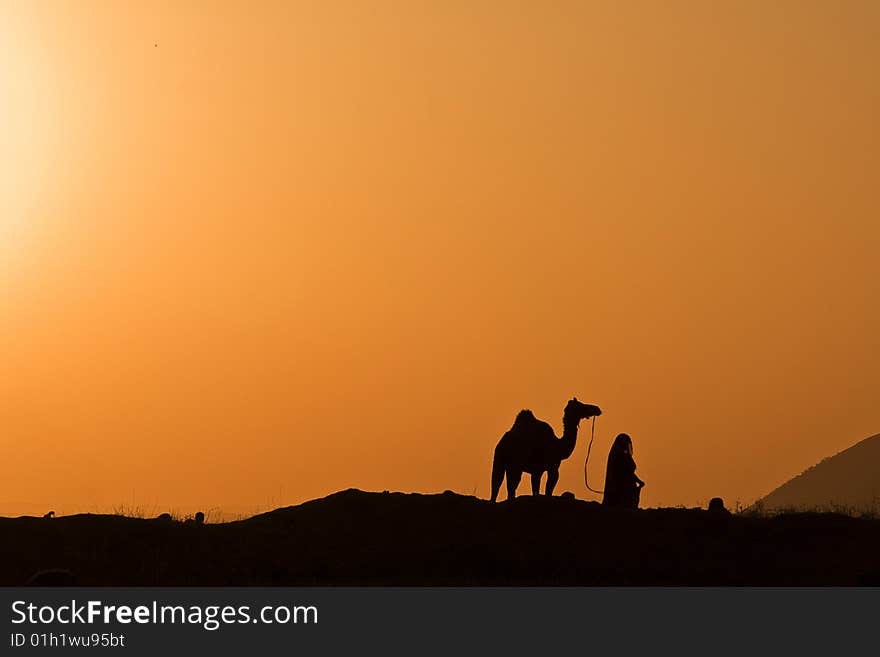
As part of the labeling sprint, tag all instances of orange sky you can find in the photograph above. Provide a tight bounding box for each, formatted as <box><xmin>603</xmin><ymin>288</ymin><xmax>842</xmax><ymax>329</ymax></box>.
<box><xmin>2</xmin><ymin>1</ymin><xmax>879</xmax><ymax>517</ymax></box>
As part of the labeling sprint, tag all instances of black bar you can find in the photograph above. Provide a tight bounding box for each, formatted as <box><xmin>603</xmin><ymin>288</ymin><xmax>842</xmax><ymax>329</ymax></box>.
<box><xmin>2</xmin><ymin>587</ymin><xmax>877</xmax><ymax>655</ymax></box>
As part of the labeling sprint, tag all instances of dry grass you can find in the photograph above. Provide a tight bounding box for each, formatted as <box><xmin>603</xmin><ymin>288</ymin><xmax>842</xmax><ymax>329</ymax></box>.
<box><xmin>738</xmin><ymin>498</ymin><xmax>880</xmax><ymax>519</ymax></box>
<box><xmin>107</xmin><ymin>504</ymin><xmax>241</xmax><ymax>523</ymax></box>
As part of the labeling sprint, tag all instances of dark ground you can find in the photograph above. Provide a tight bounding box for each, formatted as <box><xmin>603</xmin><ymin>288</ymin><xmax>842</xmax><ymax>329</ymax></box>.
<box><xmin>3</xmin><ymin>489</ymin><xmax>879</xmax><ymax>585</ymax></box>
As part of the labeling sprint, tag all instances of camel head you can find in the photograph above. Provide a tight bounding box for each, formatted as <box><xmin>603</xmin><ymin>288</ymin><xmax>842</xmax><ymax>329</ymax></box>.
<box><xmin>563</xmin><ymin>397</ymin><xmax>601</xmax><ymax>426</ymax></box>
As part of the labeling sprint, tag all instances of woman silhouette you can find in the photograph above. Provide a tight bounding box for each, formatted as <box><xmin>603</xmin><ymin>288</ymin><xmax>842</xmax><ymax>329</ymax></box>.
<box><xmin>602</xmin><ymin>433</ymin><xmax>645</xmax><ymax>508</ymax></box>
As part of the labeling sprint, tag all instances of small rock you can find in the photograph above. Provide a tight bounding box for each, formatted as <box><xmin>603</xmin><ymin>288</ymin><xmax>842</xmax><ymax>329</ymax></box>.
<box><xmin>26</xmin><ymin>569</ymin><xmax>77</xmax><ymax>586</ymax></box>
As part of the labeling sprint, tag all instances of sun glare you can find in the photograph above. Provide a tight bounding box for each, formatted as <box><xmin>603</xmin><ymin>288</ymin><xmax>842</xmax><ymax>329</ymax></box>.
<box><xmin>0</xmin><ymin>15</ymin><xmax>52</xmax><ymax>264</ymax></box>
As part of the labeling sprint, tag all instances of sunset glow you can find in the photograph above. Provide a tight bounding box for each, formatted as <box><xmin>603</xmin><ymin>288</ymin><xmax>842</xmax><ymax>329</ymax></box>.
<box><xmin>1</xmin><ymin>1</ymin><xmax>878</xmax><ymax>518</ymax></box>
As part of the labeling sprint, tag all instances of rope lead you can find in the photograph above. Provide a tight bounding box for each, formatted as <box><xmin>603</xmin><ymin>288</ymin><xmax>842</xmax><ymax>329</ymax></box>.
<box><xmin>584</xmin><ymin>415</ymin><xmax>604</xmax><ymax>495</ymax></box>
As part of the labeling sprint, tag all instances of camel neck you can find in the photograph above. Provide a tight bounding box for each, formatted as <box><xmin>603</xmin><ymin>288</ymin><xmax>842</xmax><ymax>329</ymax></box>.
<box><xmin>558</xmin><ymin>419</ymin><xmax>579</xmax><ymax>459</ymax></box>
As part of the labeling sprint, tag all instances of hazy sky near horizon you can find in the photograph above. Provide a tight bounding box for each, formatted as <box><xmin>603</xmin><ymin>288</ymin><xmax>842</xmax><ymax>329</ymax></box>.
<box><xmin>1</xmin><ymin>1</ymin><xmax>878</xmax><ymax>516</ymax></box>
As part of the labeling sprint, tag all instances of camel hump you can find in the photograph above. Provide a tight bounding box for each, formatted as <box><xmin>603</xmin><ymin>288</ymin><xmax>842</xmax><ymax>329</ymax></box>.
<box><xmin>513</xmin><ymin>409</ymin><xmax>536</xmax><ymax>427</ymax></box>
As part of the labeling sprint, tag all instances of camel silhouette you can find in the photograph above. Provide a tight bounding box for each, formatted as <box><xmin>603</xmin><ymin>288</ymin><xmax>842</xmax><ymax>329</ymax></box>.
<box><xmin>490</xmin><ymin>397</ymin><xmax>601</xmax><ymax>502</ymax></box>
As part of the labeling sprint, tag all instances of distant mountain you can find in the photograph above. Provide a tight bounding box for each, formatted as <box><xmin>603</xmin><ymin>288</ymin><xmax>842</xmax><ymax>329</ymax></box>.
<box><xmin>756</xmin><ymin>433</ymin><xmax>880</xmax><ymax>514</ymax></box>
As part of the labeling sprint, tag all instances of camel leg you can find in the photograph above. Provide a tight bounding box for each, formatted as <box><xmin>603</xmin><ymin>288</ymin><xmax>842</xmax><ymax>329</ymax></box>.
<box><xmin>506</xmin><ymin>470</ymin><xmax>522</xmax><ymax>501</ymax></box>
<box><xmin>490</xmin><ymin>457</ymin><xmax>505</xmax><ymax>503</ymax></box>
<box><xmin>531</xmin><ymin>472</ymin><xmax>542</xmax><ymax>496</ymax></box>
<box><xmin>545</xmin><ymin>468</ymin><xmax>559</xmax><ymax>496</ymax></box>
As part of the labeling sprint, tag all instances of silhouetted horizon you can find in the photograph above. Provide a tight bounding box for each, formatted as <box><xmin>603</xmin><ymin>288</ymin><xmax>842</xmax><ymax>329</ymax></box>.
<box><xmin>4</xmin><ymin>488</ymin><xmax>880</xmax><ymax>586</ymax></box>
